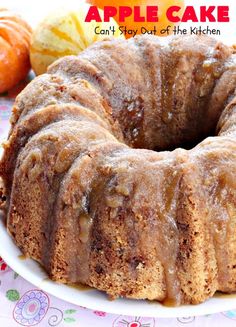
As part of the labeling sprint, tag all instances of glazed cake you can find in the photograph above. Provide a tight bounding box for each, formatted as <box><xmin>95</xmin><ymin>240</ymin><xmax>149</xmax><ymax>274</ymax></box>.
<box><xmin>0</xmin><ymin>35</ymin><xmax>236</xmax><ymax>305</ymax></box>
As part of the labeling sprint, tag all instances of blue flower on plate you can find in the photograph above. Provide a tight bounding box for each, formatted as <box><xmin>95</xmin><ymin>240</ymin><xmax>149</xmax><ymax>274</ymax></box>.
<box><xmin>222</xmin><ymin>310</ymin><xmax>236</xmax><ymax>320</ymax></box>
<box><xmin>13</xmin><ymin>289</ymin><xmax>49</xmax><ymax>326</ymax></box>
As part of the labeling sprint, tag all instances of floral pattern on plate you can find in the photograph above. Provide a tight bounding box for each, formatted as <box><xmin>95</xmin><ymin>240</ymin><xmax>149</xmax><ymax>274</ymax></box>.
<box><xmin>13</xmin><ymin>290</ymin><xmax>49</xmax><ymax>326</ymax></box>
<box><xmin>113</xmin><ymin>316</ymin><xmax>156</xmax><ymax>327</ymax></box>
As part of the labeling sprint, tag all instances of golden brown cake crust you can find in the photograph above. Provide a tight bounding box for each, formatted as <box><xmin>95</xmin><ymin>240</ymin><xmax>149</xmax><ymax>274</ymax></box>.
<box><xmin>0</xmin><ymin>34</ymin><xmax>236</xmax><ymax>306</ymax></box>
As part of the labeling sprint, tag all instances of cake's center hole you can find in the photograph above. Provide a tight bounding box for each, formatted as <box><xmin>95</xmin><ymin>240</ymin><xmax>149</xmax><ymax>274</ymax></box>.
<box><xmin>121</xmin><ymin>97</ymin><xmax>222</xmax><ymax>151</ymax></box>
<box><xmin>153</xmin><ymin>123</ymin><xmax>217</xmax><ymax>152</ymax></box>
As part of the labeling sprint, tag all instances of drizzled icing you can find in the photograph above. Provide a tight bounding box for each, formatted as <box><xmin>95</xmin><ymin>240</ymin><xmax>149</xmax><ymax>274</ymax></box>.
<box><xmin>2</xmin><ymin>35</ymin><xmax>236</xmax><ymax>306</ymax></box>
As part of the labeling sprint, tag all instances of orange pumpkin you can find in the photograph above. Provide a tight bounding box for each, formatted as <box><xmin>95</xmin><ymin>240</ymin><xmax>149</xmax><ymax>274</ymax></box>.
<box><xmin>86</xmin><ymin>0</ymin><xmax>184</xmax><ymax>38</ymax></box>
<box><xmin>0</xmin><ymin>8</ymin><xmax>32</xmax><ymax>94</ymax></box>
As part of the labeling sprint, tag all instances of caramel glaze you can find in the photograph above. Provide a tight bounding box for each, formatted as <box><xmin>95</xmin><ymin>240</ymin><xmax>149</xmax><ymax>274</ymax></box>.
<box><xmin>41</xmin><ymin>278</ymin><xmax>92</xmax><ymax>292</ymax></box>
<box><xmin>0</xmin><ymin>104</ymin><xmax>120</xmax><ymax>196</ymax></box>
<box><xmin>1</xmin><ymin>35</ymin><xmax>236</xmax><ymax>306</ymax></box>
<box><xmin>214</xmin><ymin>291</ymin><xmax>236</xmax><ymax>299</ymax></box>
<box><xmin>18</xmin><ymin>254</ymin><xmax>27</xmax><ymax>260</ymax></box>
<box><xmin>42</xmin><ymin>277</ymin><xmax>93</xmax><ymax>291</ymax></box>
<box><xmin>67</xmin><ymin>283</ymin><xmax>92</xmax><ymax>291</ymax></box>
<box><xmin>48</xmin><ymin>142</ymin><xmax>126</xmax><ymax>284</ymax></box>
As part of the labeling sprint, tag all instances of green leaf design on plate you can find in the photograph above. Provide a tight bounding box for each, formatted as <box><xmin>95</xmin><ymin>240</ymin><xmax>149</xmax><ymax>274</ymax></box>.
<box><xmin>6</xmin><ymin>289</ymin><xmax>20</xmax><ymax>302</ymax></box>
<box><xmin>64</xmin><ymin>309</ymin><xmax>77</xmax><ymax>314</ymax></box>
<box><xmin>64</xmin><ymin>317</ymin><xmax>76</xmax><ymax>323</ymax></box>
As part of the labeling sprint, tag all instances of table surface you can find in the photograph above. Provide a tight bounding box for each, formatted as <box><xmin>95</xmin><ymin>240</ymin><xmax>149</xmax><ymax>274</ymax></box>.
<box><xmin>1</xmin><ymin>0</ymin><xmax>236</xmax><ymax>324</ymax></box>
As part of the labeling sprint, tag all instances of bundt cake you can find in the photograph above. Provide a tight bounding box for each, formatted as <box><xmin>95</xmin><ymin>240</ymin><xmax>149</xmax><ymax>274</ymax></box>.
<box><xmin>0</xmin><ymin>34</ymin><xmax>236</xmax><ymax>306</ymax></box>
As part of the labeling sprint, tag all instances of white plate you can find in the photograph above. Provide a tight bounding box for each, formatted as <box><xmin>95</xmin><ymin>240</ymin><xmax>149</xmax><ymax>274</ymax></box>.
<box><xmin>0</xmin><ymin>214</ymin><xmax>236</xmax><ymax>318</ymax></box>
